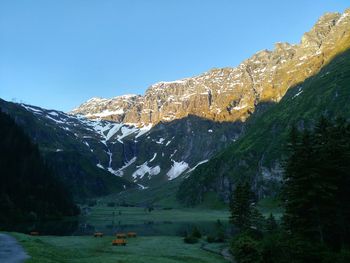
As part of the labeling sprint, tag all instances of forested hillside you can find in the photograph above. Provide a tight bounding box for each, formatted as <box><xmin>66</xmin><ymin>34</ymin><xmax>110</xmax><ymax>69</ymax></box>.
<box><xmin>178</xmin><ymin>48</ymin><xmax>350</xmax><ymax>206</ymax></box>
<box><xmin>0</xmin><ymin>109</ymin><xmax>79</xmax><ymax>223</ymax></box>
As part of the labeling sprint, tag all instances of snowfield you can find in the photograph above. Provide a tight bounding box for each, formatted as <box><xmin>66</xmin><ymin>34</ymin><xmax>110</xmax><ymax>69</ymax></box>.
<box><xmin>132</xmin><ymin>162</ymin><xmax>161</xmax><ymax>180</ymax></box>
<box><xmin>167</xmin><ymin>160</ymin><xmax>189</xmax><ymax>180</ymax></box>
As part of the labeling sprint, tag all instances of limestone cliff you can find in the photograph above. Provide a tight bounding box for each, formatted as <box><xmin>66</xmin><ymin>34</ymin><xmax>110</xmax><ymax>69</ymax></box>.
<box><xmin>71</xmin><ymin>9</ymin><xmax>350</xmax><ymax>126</ymax></box>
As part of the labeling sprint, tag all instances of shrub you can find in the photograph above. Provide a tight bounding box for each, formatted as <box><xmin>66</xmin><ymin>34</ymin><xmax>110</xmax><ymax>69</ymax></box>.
<box><xmin>260</xmin><ymin>232</ymin><xmax>290</xmax><ymax>263</ymax></box>
<box><xmin>191</xmin><ymin>226</ymin><xmax>202</xmax><ymax>238</ymax></box>
<box><xmin>230</xmin><ymin>233</ymin><xmax>261</xmax><ymax>263</ymax></box>
<box><xmin>184</xmin><ymin>235</ymin><xmax>198</xmax><ymax>244</ymax></box>
<box><xmin>216</xmin><ymin>230</ymin><xmax>225</xmax><ymax>242</ymax></box>
<box><xmin>206</xmin><ymin>235</ymin><xmax>215</xmax><ymax>243</ymax></box>
<box><xmin>215</xmin><ymin>219</ymin><xmax>225</xmax><ymax>242</ymax></box>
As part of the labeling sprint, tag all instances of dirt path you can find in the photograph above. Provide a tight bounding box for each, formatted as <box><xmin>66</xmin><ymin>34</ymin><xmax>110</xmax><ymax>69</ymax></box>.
<box><xmin>221</xmin><ymin>247</ymin><xmax>235</xmax><ymax>263</ymax></box>
<box><xmin>200</xmin><ymin>242</ymin><xmax>235</xmax><ymax>262</ymax></box>
<box><xmin>0</xmin><ymin>233</ymin><xmax>30</xmax><ymax>263</ymax></box>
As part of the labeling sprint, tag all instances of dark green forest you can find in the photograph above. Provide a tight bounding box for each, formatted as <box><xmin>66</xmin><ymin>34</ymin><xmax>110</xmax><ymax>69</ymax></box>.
<box><xmin>229</xmin><ymin>116</ymin><xmax>350</xmax><ymax>263</ymax></box>
<box><xmin>0</xmin><ymin>109</ymin><xmax>79</xmax><ymax>224</ymax></box>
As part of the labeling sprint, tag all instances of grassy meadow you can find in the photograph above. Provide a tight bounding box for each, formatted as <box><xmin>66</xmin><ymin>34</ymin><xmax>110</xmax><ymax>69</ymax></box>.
<box><xmin>4</xmin><ymin>195</ymin><xmax>281</xmax><ymax>262</ymax></box>
<box><xmin>82</xmin><ymin>204</ymin><xmax>230</xmax><ymax>225</ymax></box>
<box><xmin>11</xmin><ymin>233</ymin><xmax>228</xmax><ymax>263</ymax></box>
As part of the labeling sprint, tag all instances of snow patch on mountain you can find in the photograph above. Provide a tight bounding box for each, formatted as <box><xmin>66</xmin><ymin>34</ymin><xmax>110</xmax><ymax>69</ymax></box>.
<box><xmin>187</xmin><ymin>160</ymin><xmax>209</xmax><ymax>173</ymax></box>
<box><xmin>105</xmin><ymin>123</ymin><xmax>123</xmax><ymax>141</ymax></box>
<box><xmin>21</xmin><ymin>104</ymin><xmax>43</xmax><ymax>113</ymax></box>
<box><xmin>45</xmin><ymin>115</ymin><xmax>65</xmax><ymax>124</ymax></box>
<box><xmin>155</xmin><ymin>138</ymin><xmax>165</xmax><ymax>144</ymax></box>
<box><xmin>86</xmin><ymin>109</ymin><xmax>124</xmax><ymax>118</ymax></box>
<box><xmin>96</xmin><ymin>163</ymin><xmax>105</xmax><ymax>169</ymax></box>
<box><xmin>48</xmin><ymin>111</ymin><xmax>59</xmax><ymax>116</ymax></box>
<box><xmin>132</xmin><ymin>162</ymin><xmax>161</xmax><ymax>180</ymax></box>
<box><xmin>135</xmin><ymin>123</ymin><xmax>152</xmax><ymax>138</ymax></box>
<box><xmin>137</xmin><ymin>184</ymin><xmax>148</xmax><ymax>190</ymax></box>
<box><xmin>149</xmin><ymin>153</ymin><xmax>157</xmax><ymax>162</ymax></box>
<box><xmin>167</xmin><ymin>160</ymin><xmax>189</xmax><ymax>180</ymax></box>
<box><xmin>117</xmin><ymin>125</ymin><xmax>138</xmax><ymax>143</ymax></box>
<box><xmin>115</xmin><ymin>157</ymin><xmax>137</xmax><ymax>176</ymax></box>
<box><xmin>292</xmin><ymin>87</ymin><xmax>304</xmax><ymax>99</ymax></box>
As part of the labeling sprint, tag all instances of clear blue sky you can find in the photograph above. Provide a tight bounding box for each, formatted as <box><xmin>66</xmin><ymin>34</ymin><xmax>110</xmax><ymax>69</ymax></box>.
<box><xmin>1</xmin><ymin>0</ymin><xmax>349</xmax><ymax>112</ymax></box>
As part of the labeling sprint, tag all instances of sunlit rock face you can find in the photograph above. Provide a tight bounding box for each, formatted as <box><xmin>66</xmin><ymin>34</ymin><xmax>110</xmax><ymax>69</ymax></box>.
<box><xmin>71</xmin><ymin>9</ymin><xmax>350</xmax><ymax>126</ymax></box>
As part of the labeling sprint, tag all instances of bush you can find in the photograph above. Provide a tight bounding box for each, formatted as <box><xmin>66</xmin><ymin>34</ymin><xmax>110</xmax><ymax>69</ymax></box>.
<box><xmin>206</xmin><ymin>235</ymin><xmax>215</xmax><ymax>243</ymax></box>
<box><xmin>191</xmin><ymin>226</ymin><xmax>202</xmax><ymax>238</ymax></box>
<box><xmin>265</xmin><ymin>213</ymin><xmax>278</xmax><ymax>233</ymax></box>
<box><xmin>260</xmin><ymin>232</ymin><xmax>290</xmax><ymax>263</ymax></box>
<box><xmin>184</xmin><ymin>235</ymin><xmax>198</xmax><ymax>244</ymax></box>
<box><xmin>230</xmin><ymin>233</ymin><xmax>261</xmax><ymax>263</ymax></box>
<box><xmin>215</xmin><ymin>219</ymin><xmax>225</xmax><ymax>242</ymax></box>
<box><xmin>216</xmin><ymin>230</ymin><xmax>225</xmax><ymax>242</ymax></box>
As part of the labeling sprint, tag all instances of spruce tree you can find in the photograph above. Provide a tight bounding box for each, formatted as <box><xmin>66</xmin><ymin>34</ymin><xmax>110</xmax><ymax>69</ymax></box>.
<box><xmin>283</xmin><ymin>116</ymin><xmax>350</xmax><ymax>249</ymax></box>
<box><xmin>266</xmin><ymin>213</ymin><xmax>278</xmax><ymax>233</ymax></box>
<box><xmin>229</xmin><ymin>182</ymin><xmax>254</xmax><ymax>231</ymax></box>
<box><xmin>283</xmin><ymin>129</ymin><xmax>315</xmax><ymax>238</ymax></box>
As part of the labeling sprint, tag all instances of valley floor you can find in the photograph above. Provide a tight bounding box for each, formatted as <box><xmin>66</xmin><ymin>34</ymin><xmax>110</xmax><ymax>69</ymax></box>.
<box><xmin>4</xmin><ymin>206</ymin><xmax>233</xmax><ymax>262</ymax></box>
<box><xmin>10</xmin><ymin>233</ymin><xmax>228</xmax><ymax>263</ymax></box>
<box><xmin>2</xmin><ymin>197</ymin><xmax>281</xmax><ymax>262</ymax></box>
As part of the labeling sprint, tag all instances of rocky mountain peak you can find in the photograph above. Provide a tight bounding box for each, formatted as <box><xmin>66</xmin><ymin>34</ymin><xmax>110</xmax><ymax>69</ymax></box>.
<box><xmin>301</xmin><ymin>12</ymin><xmax>341</xmax><ymax>48</ymax></box>
<box><xmin>71</xmin><ymin>9</ymin><xmax>350</xmax><ymax>126</ymax></box>
<box><xmin>70</xmin><ymin>94</ymin><xmax>140</xmax><ymax>122</ymax></box>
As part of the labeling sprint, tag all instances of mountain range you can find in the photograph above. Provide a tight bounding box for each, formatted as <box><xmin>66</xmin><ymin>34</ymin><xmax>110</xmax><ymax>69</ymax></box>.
<box><xmin>1</xmin><ymin>8</ymin><xmax>350</xmax><ymax>205</ymax></box>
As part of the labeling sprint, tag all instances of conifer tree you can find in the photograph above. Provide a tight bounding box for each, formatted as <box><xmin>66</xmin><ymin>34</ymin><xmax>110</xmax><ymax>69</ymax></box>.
<box><xmin>283</xmin><ymin>116</ymin><xmax>350</xmax><ymax>249</ymax></box>
<box><xmin>283</xmin><ymin>129</ymin><xmax>315</xmax><ymax>237</ymax></box>
<box><xmin>229</xmin><ymin>182</ymin><xmax>254</xmax><ymax>231</ymax></box>
<box><xmin>266</xmin><ymin>213</ymin><xmax>278</xmax><ymax>233</ymax></box>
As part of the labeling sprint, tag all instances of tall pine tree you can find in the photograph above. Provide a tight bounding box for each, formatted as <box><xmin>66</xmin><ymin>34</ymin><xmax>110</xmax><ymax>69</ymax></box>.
<box><xmin>283</xmin><ymin>116</ymin><xmax>350</xmax><ymax>249</ymax></box>
<box><xmin>229</xmin><ymin>182</ymin><xmax>254</xmax><ymax>231</ymax></box>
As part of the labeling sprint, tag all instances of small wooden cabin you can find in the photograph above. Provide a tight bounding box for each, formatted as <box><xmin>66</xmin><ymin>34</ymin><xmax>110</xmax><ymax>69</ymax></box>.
<box><xmin>94</xmin><ymin>232</ymin><xmax>104</xmax><ymax>237</ymax></box>
<box><xmin>112</xmin><ymin>239</ymin><xmax>127</xmax><ymax>246</ymax></box>
<box><xmin>116</xmin><ymin>233</ymin><xmax>126</xmax><ymax>238</ymax></box>
<box><xmin>127</xmin><ymin>232</ymin><xmax>137</xmax><ymax>238</ymax></box>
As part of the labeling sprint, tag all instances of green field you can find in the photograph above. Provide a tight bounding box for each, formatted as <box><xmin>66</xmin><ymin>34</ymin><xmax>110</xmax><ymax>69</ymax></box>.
<box><xmin>74</xmin><ymin>200</ymin><xmax>231</xmax><ymax>237</ymax></box>
<box><xmin>11</xmin><ymin>233</ymin><xmax>228</xmax><ymax>263</ymax></box>
<box><xmin>6</xmin><ymin>206</ymin><xmax>232</xmax><ymax>262</ymax></box>
<box><xmin>6</xmin><ymin>194</ymin><xmax>282</xmax><ymax>262</ymax></box>
<box><xmin>83</xmin><ymin>205</ymin><xmax>230</xmax><ymax>224</ymax></box>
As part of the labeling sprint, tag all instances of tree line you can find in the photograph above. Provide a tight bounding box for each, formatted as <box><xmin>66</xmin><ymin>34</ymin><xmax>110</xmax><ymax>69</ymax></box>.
<box><xmin>0</xmin><ymin>109</ymin><xmax>79</xmax><ymax>225</ymax></box>
<box><xmin>229</xmin><ymin>116</ymin><xmax>350</xmax><ymax>263</ymax></box>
